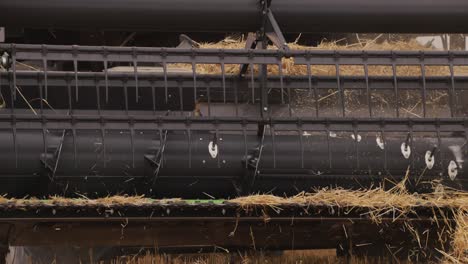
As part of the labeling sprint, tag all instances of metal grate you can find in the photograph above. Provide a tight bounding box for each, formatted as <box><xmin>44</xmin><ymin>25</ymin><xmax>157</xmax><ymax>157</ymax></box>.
<box><xmin>2</xmin><ymin>44</ymin><xmax>468</xmax><ymax>117</ymax></box>
<box><xmin>0</xmin><ymin>44</ymin><xmax>466</xmax><ymax>197</ymax></box>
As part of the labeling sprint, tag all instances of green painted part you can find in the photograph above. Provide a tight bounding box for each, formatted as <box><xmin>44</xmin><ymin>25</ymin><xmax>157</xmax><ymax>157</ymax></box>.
<box><xmin>183</xmin><ymin>199</ymin><xmax>226</xmax><ymax>205</ymax></box>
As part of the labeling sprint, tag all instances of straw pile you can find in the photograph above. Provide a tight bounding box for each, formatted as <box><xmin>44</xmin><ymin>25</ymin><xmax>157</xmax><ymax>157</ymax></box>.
<box><xmin>231</xmin><ymin>191</ymin><xmax>467</xmax><ymax>263</ymax></box>
<box><xmin>189</xmin><ymin>37</ymin><xmax>468</xmax><ymax>77</ymax></box>
<box><xmin>0</xmin><ymin>182</ymin><xmax>466</xmax><ymax>262</ymax></box>
<box><xmin>229</xmin><ymin>173</ymin><xmax>467</xmax><ymax>263</ymax></box>
<box><xmin>445</xmin><ymin>210</ymin><xmax>468</xmax><ymax>263</ymax></box>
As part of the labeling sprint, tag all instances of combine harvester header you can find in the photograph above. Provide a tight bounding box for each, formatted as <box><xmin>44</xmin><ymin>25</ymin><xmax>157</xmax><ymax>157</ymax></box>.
<box><xmin>0</xmin><ymin>2</ymin><xmax>466</xmax><ymax>261</ymax></box>
<box><xmin>0</xmin><ymin>0</ymin><xmax>467</xmax><ymax>198</ymax></box>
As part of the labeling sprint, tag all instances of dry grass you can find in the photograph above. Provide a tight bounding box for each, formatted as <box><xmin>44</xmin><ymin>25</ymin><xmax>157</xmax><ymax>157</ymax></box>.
<box><xmin>187</xmin><ymin>37</ymin><xmax>467</xmax><ymax>77</ymax></box>
<box><xmin>230</xmin><ymin>188</ymin><xmax>468</xmax><ymax>211</ymax></box>
<box><xmin>0</xmin><ymin>177</ymin><xmax>466</xmax><ymax>263</ymax></box>
<box><xmin>443</xmin><ymin>210</ymin><xmax>468</xmax><ymax>263</ymax></box>
<box><xmin>230</xmin><ymin>185</ymin><xmax>467</xmax><ymax>263</ymax></box>
<box><xmin>228</xmin><ymin>172</ymin><xmax>467</xmax><ymax>263</ymax></box>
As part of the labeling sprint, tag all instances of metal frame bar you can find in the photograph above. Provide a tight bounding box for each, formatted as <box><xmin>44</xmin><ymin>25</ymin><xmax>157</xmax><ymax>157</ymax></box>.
<box><xmin>5</xmin><ymin>72</ymin><xmax>468</xmax><ymax>91</ymax></box>
<box><xmin>3</xmin><ymin>44</ymin><xmax>468</xmax><ymax>65</ymax></box>
<box><xmin>0</xmin><ymin>115</ymin><xmax>465</xmax><ymax>132</ymax></box>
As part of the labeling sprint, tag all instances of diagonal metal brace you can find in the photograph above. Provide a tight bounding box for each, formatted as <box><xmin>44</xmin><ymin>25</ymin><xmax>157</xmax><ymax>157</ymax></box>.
<box><xmin>238</xmin><ymin>4</ymin><xmax>289</xmax><ymax>76</ymax></box>
<box><xmin>264</xmin><ymin>10</ymin><xmax>289</xmax><ymax>53</ymax></box>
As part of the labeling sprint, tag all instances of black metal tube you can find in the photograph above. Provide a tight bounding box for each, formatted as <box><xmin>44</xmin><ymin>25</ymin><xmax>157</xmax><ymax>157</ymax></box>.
<box><xmin>0</xmin><ymin>129</ymin><xmax>465</xmax><ymax>198</ymax></box>
<box><xmin>272</xmin><ymin>0</ymin><xmax>468</xmax><ymax>33</ymax></box>
<box><xmin>2</xmin><ymin>0</ymin><xmax>468</xmax><ymax>33</ymax></box>
<box><xmin>0</xmin><ymin>0</ymin><xmax>261</xmax><ymax>32</ymax></box>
